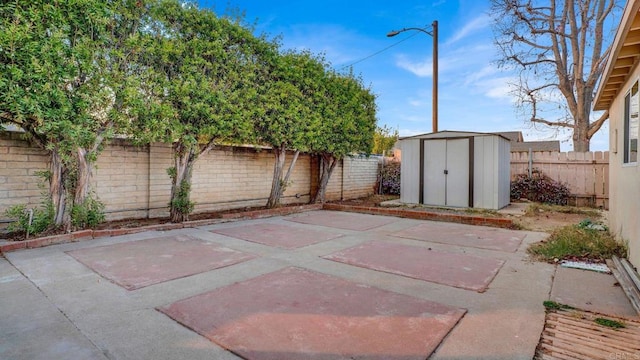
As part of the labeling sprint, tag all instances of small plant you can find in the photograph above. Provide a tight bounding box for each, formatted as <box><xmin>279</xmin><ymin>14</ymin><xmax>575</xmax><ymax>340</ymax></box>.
<box><xmin>378</xmin><ymin>160</ymin><xmax>400</xmax><ymax>195</ymax></box>
<box><xmin>528</xmin><ymin>225</ymin><xmax>627</xmax><ymax>262</ymax></box>
<box><xmin>71</xmin><ymin>194</ymin><xmax>105</xmax><ymax>229</ymax></box>
<box><xmin>594</xmin><ymin>317</ymin><xmax>625</xmax><ymax>329</ymax></box>
<box><xmin>169</xmin><ymin>179</ymin><xmax>195</xmax><ymax>216</ymax></box>
<box><xmin>578</xmin><ymin>218</ymin><xmax>608</xmax><ymax>231</ymax></box>
<box><xmin>543</xmin><ymin>300</ymin><xmax>575</xmax><ymax>311</ymax></box>
<box><xmin>511</xmin><ymin>169</ymin><xmax>571</xmax><ymax>205</ymax></box>
<box><xmin>5</xmin><ymin>203</ymin><xmax>54</xmax><ymax>237</ymax></box>
<box><xmin>4</xmin><ymin>173</ymin><xmax>55</xmax><ymax>237</ymax></box>
<box><xmin>167</xmin><ymin>167</ymin><xmax>195</xmax><ymax>220</ymax></box>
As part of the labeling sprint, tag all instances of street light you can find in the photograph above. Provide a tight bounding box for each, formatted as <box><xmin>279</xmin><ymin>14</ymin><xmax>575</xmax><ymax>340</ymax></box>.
<box><xmin>387</xmin><ymin>20</ymin><xmax>438</xmax><ymax>133</ymax></box>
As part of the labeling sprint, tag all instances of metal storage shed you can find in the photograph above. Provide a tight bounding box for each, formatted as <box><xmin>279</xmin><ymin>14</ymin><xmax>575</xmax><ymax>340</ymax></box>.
<box><xmin>398</xmin><ymin>131</ymin><xmax>511</xmax><ymax>210</ymax></box>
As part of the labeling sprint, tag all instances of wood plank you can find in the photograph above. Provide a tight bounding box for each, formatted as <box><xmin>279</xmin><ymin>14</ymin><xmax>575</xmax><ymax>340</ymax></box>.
<box><xmin>549</xmin><ymin>313</ymin><xmax>640</xmax><ymax>335</ymax></box>
<box><xmin>536</xmin><ymin>308</ymin><xmax>640</xmax><ymax>360</ymax></box>
<box><xmin>545</xmin><ymin>322</ymin><xmax>640</xmax><ymax>351</ymax></box>
<box><xmin>545</xmin><ymin>320</ymin><xmax>640</xmax><ymax>343</ymax></box>
<box><xmin>540</xmin><ymin>336</ymin><xmax>613</xmax><ymax>359</ymax></box>
<box><xmin>610</xmin><ymin>257</ymin><xmax>640</xmax><ymax>315</ymax></box>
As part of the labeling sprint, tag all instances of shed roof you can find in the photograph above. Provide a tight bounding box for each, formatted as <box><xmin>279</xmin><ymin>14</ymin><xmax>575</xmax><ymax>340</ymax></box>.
<box><xmin>492</xmin><ymin>131</ymin><xmax>524</xmax><ymax>142</ymax></box>
<box><xmin>510</xmin><ymin>140</ymin><xmax>560</xmax><ymax>152</ymax></box>
<box><xmin>594</xmin><ymin>0</ymin><xmax>640</xmax><ymax>111</ymax></box>
<box><xmin>398</xmin><ymin>130</ymin><xmax>510</xmax><ymax>141</ymax></box>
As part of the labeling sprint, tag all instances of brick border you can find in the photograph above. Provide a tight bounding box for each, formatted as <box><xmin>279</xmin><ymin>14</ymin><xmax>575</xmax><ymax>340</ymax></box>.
<box><xmin>0</xmin><ymin>204</ymin><xmax>322</xmax><ymax>254</ymax></box>
<box><xmin>0</xmin><ymin>203</ymin><xmax>512</xmax><ymax>254</ymax></box>
<box><xmin>321</xmin><ymin>204</ymin><xmax>515</xmax><ymax>229</ymax></box>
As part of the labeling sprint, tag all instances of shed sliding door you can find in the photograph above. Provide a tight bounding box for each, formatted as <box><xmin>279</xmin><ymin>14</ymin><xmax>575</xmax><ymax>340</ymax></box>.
<box><xmin>423</xmin><ymin>138</ymin><xmax>470</xmax><ymax>207</ymax></box>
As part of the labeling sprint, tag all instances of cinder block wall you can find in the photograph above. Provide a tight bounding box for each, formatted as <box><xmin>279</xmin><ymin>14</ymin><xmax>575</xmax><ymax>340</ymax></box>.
<box><xmin>0</xmin><ymin>131</ymin><xmax>378</xmax><ymax>226</ymax></box>
<box><xmin>342</xmin><ymin>156</ymin><xmax>380</xmax><ymax>199</ymax></box>
<box><xmin>0</xmin><ymin>132</ymin><xmax>50</xmax><ymax>213</ymax></box>
<box><xmin>324</xmin><ymin>156</ymin><xmax>380</xmax><ymax>201</ymax></box>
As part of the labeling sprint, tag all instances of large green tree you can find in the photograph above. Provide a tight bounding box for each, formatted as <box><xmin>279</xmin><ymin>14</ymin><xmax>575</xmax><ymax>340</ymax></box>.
<box><xmin>133</xmin><ymin>0</ymin><xmax>259</xmax><ymax>222</ymax></box>
<box><xmin>0</xmin><ymin>0</ymin><xmax>146</xmax><ymax>227</ymax></box>
<box><xmin>309</xmin><ymin>71</ymin><xmax>377</xmax><ymax>204</ymax></box>
<box><xmin>253</xmin><ymin>50</ymin><xmax>327</xmax><ymax>208</ymax></box>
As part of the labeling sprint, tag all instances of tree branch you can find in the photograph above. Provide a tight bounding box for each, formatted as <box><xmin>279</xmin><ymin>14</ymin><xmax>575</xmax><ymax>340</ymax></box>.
<box><xmin>587</xmin><ymin>110</ymin><xmax>609</xmax><ymax>138</ymax></box>
<box><xmin>198</xmin><ymin>137</ymin><xmax>217</xmax><ymax>157</ymax></box>
<box><xmin>531</xmin><ymin>117</ymin><xmax>574</xmax><ymax>128</ymax></box>
<box><xmin>508</xmin><ymin>55</ymin><xmax>557</xmax><ymax>68</ymax></box>
<box><xmin>0</xmin><ymin>112</ymin><xmax>13</xmax><ymax>122</ymax></box>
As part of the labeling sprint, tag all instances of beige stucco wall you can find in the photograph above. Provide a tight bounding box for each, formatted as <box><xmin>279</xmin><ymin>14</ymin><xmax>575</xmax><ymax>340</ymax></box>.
<box><xmin>0</xmin><ymin>133</ymin><xmax>378</xmax><ymax>227</ymax></box>
<box><xmin>608</xmin><ymin>66</ymin><xmax>640</xmax><ymax>268</ymax></box>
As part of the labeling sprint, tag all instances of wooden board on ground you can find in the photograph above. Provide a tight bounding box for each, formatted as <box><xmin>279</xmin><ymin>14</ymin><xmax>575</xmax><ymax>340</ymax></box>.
<box><xmin>535</xmin><ymin>308</ymin><xmax>640</xmax><ymax>360</ymax></box>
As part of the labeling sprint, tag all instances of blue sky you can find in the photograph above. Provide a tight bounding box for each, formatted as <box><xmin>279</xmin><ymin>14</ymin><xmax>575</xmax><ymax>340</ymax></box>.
<box><xmin>198</xmin><ymin>0</ymin><xmax>609</xmax><ymax>151</ymax></box>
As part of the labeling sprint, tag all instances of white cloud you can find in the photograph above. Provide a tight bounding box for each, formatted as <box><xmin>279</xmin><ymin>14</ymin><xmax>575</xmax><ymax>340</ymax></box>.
<box><xmin>396</xmin><ymin>54</ymin><xmax>434</xmax><ymax>77</ymax></box>
<box><xmin>446</xmin><ymin>15</ymin><xmax>492</xmax><ymax>45</ymax></box>
<box><xmin>399</xmin><ymin>128</ymin><xmax>428</xmax><ymax>137</ymax></box>
<box><xmin>408</xmin><ymin>99</ymin><xmax>424</xmax><ymax>107</ymax></box>
<box><xmin>281</xmin><ymin>23</ymin><xmax>371</xmax><ymax>66</ymax></box>
<box><xmin>484</xmin><ymin>79</ymin><xmax>516</xmax><ymax>100</ymax></box>
<box><xmin>459</xmin><ymin>63</ymin><xmax>520</xmax><ymax>102</ymax></box>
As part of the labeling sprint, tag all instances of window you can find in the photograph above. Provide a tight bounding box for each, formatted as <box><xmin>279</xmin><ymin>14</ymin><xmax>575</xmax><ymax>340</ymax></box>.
<box><xmin>624</xmin><ymin>81</ymin><xmax>639</xmax><ymax>164</ymax></box>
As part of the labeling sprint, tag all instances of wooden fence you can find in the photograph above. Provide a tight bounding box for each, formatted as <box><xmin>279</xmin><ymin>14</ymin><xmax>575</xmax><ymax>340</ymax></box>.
<box><xmin>510</xmin><ymin>151</ymin><xmax>609</xmax><ymax>209</ymax></box>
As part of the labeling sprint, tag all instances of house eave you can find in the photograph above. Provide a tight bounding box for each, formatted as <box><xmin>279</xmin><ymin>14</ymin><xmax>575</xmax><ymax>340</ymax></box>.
<box><xmin>594</xmin><ymin>1</ymin><xmax>640</xmax><ymax>111</ymax></box>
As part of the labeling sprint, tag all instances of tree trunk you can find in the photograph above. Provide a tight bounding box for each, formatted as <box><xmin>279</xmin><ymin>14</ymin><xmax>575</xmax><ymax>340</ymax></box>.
<box><xmin>573</xmin><ymin>113</ymin><xmax>591</xmax><ymax>152</ymax></box>
<box><xmin>49</xmin><ymin>149</ymin><xmax>67</xmax><ymax>227</ymax></box>
<box><xmin>169</xmin><ymin>144</ymin><xmax>196</xmax><ymax>222</ymax></box>
<box><xmin>311</xmin><ymin>153</ymin><xmax>338</xmax><ymax>204</ymax></box>
<box><xmin>266</xmin><ymin>146</ymin><xmax>286</xmax><ymax>209</ymax></box>
<box><xmin>74</xmin><ymin>147</ymin><xmax>92</xmax><ymax>207</ymax></box>
<box><xmin>573</xmin><ymin>134</ymin><xmax>590</xmax><ymax>152</ymax></box>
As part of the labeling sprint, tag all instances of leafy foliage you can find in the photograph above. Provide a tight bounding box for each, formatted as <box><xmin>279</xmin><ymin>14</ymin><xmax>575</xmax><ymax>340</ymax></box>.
<box><xmin>4</xmin><ymin>174</ymin><xmax>55</xmax><ymax>235</ymax></box>
<box><xmin>250</xmin><ymin>49</ymin><xmax>329</xmax><ymax>208</ymax></box>
<box><xmin>70</xmin><ymin>194</ymin><xmax>105</xmax><ymax>229</ymax></box>
<box><xmin>378</xmin><ymin>160</ymin><xmax>400</xmax><ymax>195</ymax></box>
<box><xmin>1</xmin><ymin>0</ymin><xmax>378</xmax><ymax>220</ymax></box>
<box><xmin>132</xmin><ymin>0</ymin><xmax>262</xmax><ymax>220</ymax></box>
<box><xmin>0</xmin><ymin>0</ymin><xmax>149</xmax><ymax>226</ymax></box>
<box><xmin>372</xmin><ymin>125</ymin><xmax>398</xmax><ymax>155</ymax></box>
<box><xmin>309</xmin><ymin>70</ymin><xmax>377</xmax><ymax>203</ymax></box>
<box><xmin>511</xmin><ymin>169</ymin><xmax>571</xmax><ymax>205</ymax></box>
<box><xmin>5</xmin><ymin>203</ymin><xmax>54</xmax><ymax>236</ymax></box>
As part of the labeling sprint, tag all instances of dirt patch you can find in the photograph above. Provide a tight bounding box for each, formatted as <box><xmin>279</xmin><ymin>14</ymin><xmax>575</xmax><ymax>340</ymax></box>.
<box><xmin>509</xmin><ymin>203</ymin><xmax>604</xmax><ymax>232</ymax></box>
<box><xmin>331</xmin><ymin>194</ymin><xmax>400</xmax><ymax>207</ymax></box>
<box><xmin>2</xmin><ymin>196</ymin><xmax>600</xmax><ymax>242</ymax></box>
<box><xmin>513</xmin><ymin>212</ymin><xmax>592</xmax><ymax>232</ymax></box>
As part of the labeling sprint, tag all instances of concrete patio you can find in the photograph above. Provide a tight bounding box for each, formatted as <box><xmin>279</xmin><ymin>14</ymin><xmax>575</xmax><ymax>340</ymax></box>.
<box><xmin>0</xmin><ymin>210</ymin><xmax>635</xmax><ymax>359</ymax></box>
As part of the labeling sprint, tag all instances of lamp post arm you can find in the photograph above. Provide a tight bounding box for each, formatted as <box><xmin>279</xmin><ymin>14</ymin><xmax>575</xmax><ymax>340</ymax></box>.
<box><xmin>386</xmin><ymin>21</ymin><xmax>438</xmax><ymax>133</ymax></box>
<box><xmin>389</xmin><ymin>27</ymin><xmax>433</xmax><ymax>37</ymax></box>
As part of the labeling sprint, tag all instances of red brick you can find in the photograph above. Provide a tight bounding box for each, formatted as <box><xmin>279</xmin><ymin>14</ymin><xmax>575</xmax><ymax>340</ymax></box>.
<box><xmin>26</xmin><ymin>236</ymin><xmax>55</xmax><ymax>249</ymax></box>
<box><xmin>0</xmin><ymin>241</ymin><xmax>27</xmax><ymax>253</ymax></box>
<box><xmin>183</xmin><ymin>219</ymin><xmax>225</xmax><ymax>227</ymax></box>
<box><xmin>139</xmin><ymin>223</ymin><xmax>184</xmax><ymax>232</ymax></box>
<box><xmin>72</xmin><ymin>230</ymin><xmax>94</xmax><ymax>241</ymax></box>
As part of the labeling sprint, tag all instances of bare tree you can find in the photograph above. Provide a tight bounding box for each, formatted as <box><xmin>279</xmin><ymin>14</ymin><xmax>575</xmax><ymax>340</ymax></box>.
<box><xmin>491</xmin><ymin>0</ymin><xmax>619</xmax><ymax>151</ymax></box>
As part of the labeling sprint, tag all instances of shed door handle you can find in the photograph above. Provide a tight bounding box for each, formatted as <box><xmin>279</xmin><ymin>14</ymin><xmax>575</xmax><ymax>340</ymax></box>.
<box><xmin>444</xmin><ymin>169</ymin><xmax>448</xmax><ymax>175</ymax></box>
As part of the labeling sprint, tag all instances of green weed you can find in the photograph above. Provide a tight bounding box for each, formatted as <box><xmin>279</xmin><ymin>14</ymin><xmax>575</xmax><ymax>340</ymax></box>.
<box><xmin>543</xmin><ymin>301</ymin><xmax>575</xmax><ymax>311</ymax></box>
<box><xmin>528</xmin><ymin>225</ymin><xmax>627</xmax><ymax>262</ymax></box>
<box><xmin>594</xmin><ymin>318</ymin><xmax>625</xmax><ymax>329</ymax></box>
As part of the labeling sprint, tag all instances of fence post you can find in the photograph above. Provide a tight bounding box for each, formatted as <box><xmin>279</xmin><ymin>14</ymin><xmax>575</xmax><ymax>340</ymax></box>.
<box><xmin>528</xmin><ymin>148</ymin><xmax>533</xmax><ymax>178</ymax></box>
